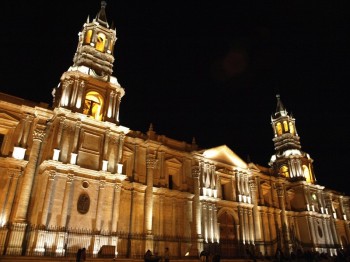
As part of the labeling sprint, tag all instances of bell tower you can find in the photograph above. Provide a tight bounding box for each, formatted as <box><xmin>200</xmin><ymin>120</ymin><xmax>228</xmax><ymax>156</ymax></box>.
<box><xmin>269</xmin><ymin>94</ymin><xmax>316</xmax><ymax>183</ymax></box>
<box><xmin>52</xmin><ymin>1</ymin><xmax>124</xmax><ymax>124</ymax></box>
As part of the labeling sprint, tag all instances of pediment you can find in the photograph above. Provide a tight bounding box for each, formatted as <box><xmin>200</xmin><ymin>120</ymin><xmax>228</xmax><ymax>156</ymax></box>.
<box><xmin>165</xmin><ymin>157</ymin><xmax>182</xmax><ymax>165</ymax></box>
<box><xmin>248</xmin><ymin>162</ymin><xmax>261</xmax><ymax>171</ymax></box>
<box><xmin>261</xmin><ymin>181</ymin><xmax>272</xmax><ymax>189</ymax></box>
<box><xmin>200</xmin><ymin>145</ymin><xmax>247</xmax><ymax>169</ymax></box>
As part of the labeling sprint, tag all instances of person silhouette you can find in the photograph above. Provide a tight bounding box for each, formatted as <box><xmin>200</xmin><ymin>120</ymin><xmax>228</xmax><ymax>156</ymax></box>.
<box><xmin>76</xmin><ymin>248</ymin><xmax>82</xmax><ymax>262</ymax></box>
<box><xmin>164</xmin><ymin>247</ymin><xmax>170</xmax><ymax>262</ymax></box>
<box><xmin>81</xmin><ymin>248</ymin><xmax>86</xmax><ymax>261</ymax></box>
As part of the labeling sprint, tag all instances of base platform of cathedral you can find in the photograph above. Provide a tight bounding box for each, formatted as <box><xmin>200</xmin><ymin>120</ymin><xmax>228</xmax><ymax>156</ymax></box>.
<box><xmin>0</xmin><ymin>258</ymin><xmax>260</xmax><ymax>262</ymax></box>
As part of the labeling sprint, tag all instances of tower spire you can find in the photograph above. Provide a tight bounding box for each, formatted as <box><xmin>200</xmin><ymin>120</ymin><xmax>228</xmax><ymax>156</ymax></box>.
<box><xmin>95</xmin><ymin>1</ymin><xmax>109</xmax><ymax>28</ymax></box>
<box><xmin>274</xmin><ymin>94</ymin><xmax>287</xmax><ymax>118</ymax></box>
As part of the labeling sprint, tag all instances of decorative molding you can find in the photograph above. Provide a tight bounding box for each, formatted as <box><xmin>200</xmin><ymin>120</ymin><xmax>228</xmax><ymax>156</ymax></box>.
<box><xmin>33</xmin><ymin>129</ymin><xmax>45</xmax><ymax>141</ymax></box>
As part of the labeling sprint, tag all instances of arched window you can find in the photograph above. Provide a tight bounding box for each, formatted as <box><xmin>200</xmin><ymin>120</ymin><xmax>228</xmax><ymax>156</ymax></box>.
<box><xmin>276</xmin><ymin>122</ymin><xmax>282</xmax><ymax>135</ymax></box>
<box><xmin>84</xmin><ymin>30</ymin><xmax>93</xmax><ymax>44</ymax></box>
<box><xmin>83</xmin><ymin>91</ymin><xmax>104</xmax><ymax>120</ymax></box>
<box><xmin>283</xmin><ymin>120</ymin><xmax>289</xmax><ymax>132</ymax></box>
<box><xmin>96</xmin><ymin>32</ymin><xmax>106</xmax><ymax>52</ymax></box>
<box><xmin>303</xmin><ymin>165</ymin><xmax>311</xmax><ymax>182</ymax></box>
<box><xmin>280</xmin><ymin>165</ymin><xmax>289</xmax><ymax>177</ymax></box>
<box><xmin>289</xmin><ymin>122</ymin><xmax>295</xmax><ymax>135</ymax></box>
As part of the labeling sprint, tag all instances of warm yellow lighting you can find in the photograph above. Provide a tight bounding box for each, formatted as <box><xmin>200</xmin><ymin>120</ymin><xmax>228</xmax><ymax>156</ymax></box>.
<box><xmin>279</xmin><ymin>165</ymin><xmax>289</xmax><ymax>178</ymax></box>
<box><xmin>53</xmin><ymin>149</ymin><xmax>60</xmax><ymax>161</ymax></box>
<box><xmin>83</xmin><ymin>91</ymin><xmax>104</xmax><ymax>120</ymax></box>
<box><xmin>102</xmin><ymin>160</ymin><xmax>108</xmax><ymax>171</ymax></box>
<box><xmin>303</xmin><ymin>165</ymin><xmax>311</xmax><ymax>182</ymax></box>
<box><xmin>289</xmin><ymin>122</ymin><xmax>295</xmax><ymax>134</ymax></box>
<box><xmin>76</xmin><ymin>96</ymin><xmax>82</xmax><ymax>109</ymax></box>
<box><xmin>70</xmin><ymin>153</ymin><xmax>77</xmax><ymax>165</ymax></box>
<box><xmin>117</xmin><ymin>163</ymin><xmax>123</xmax><ymax>174</ymax></box>
<box><xmin>12</xmin><ymin>147</ymin><xmax>26</xmax><ymax>160</ymax></box>
<box><xmin>84</xmin><ymin>30</ymin><xmax>92</xmax><ymax>44</ymax></box>
<box><xmin>96</xmin><ymin>32</ymin><xmax>106</xmax><ymax>52</ymax></box>
<box><xmin>0</xmin><ymin>215</ymin><xmax>6</xmax><ymax>226</ymax></box>
<box><xmin>276</xmin><ymin>122</ymin><xmax>282</xmax><ymax>135</ymax></box>
<box><xmin>202</xmin><ymin>145</ymin><xmax>247</xmax><ymax>169</ymax></box>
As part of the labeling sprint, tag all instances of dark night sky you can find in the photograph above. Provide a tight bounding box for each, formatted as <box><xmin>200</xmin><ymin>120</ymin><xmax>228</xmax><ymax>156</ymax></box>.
<box><xmin>0</xmin><ymin>1</ymin><xmax>349</xmax><ymax>195</ymax></box>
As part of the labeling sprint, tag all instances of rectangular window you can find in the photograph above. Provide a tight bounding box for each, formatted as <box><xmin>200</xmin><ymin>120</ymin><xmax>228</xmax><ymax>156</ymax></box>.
<box><xmin>168</xmin><ymin>175</ymin><xmax>173</xmax><ymax>190</ymax></box>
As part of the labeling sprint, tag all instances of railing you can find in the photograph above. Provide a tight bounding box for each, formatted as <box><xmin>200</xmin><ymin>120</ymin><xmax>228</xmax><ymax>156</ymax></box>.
<box><xmin>0</xmin><ymin>224</ymin><xmax>213</xmax><ymax>259</ymax></box>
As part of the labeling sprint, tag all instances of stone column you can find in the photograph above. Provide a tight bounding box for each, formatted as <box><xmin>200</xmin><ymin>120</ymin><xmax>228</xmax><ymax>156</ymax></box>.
<box><xmin>213</xmin><ymin>204</ymin><xmax>219</xmax><ymax>242</ymax></box>
<box><xmin>250</xmin><ymin>179</ymin><xmax>262</xmax><ymax>240</ymax></box>
<box><xmin>41</xmin><ymin>171</ymin><xmax>56</xmax><ymax>226</ymax></box>
<box><xmin>260</xmin><ymin>210</ymin><xmax>268</xmax><ymax>255</ymax></box>
<box><xmin>6</xmin><ymin>126</ymin><xmax>45</xmax><ymax>255</ymax></box>
<box><xmin>306</xmin><ymin>217</ymin><xmax>316</xmax><ymax>249</ymax></box>
<box><xmin>15</xmin><ymin>128</ymin><xmax>45</xmax><ymax>222</ymax></box>
<box><xmin>103</xmin><ymin>129</ymin><xmax>110</xmax><ymax>161</ymax></box>
<box><xmin>115</xmin><ymin>94</ymin><xmax>121</xmax><ymax>123</ymax></box>
<box><xmin>145</xmin><ymin>154</ymin><xmax>157</xmax><ymax>235</ymax></box>
<box><xmin>191</xmin><ymin>167</ymin><xmax>202</xmax><ymax>255</ymax></box>
<box><xmin>108</xmin><ymin>135</ymin><xmax>118</xmax><ymax>173</ymax></box>
<box><xmin>322</xmin><ymin>219</ymin><xmax>330</xmax><ymax>249</ymax></box>
<box><xmin>56</xmin><ymin>117</ymin><xmax>65</xmax><ymax>148</ymax></box>
<box><xmin>267</xmin><ymin>210</ymin><xmax>274</xmax><ymax>254</ymax></box>
<box><xmin>1</xmin><ymin>169</ymin><xmax>21</xmax><ymax>225</ymax></box>
<box><xmin>60</xmin><ymin>173</ymin><xmax>74</xmax><ymax>228</ymax></box>
<box><xmin>276</xmin><ymin>185</ymin><xmax>290</xmax><ymax>253</ymax></box>
<box><xmin>20</xmin><ymin>115</ymin><xmax>34</xmax><ymax>148</ymax></box>
<box><xmin>116</xmin><ymin>134</ymin><xmax>125</xmax><ymax>170</ymax></box>
<box><xmin>231</xmin><ymin>176</ymin><xmax>237</xmax><ymax>201</ymax></box>
<box><xmin>192</xmin><ymin>167</ymin><xmax>202</xmax><ymax>238</ymax></box>
<box><xmin>238</xmin><ymin>207</ymin><xmax>245</xmax><ymax>244</ymax></box>
<box><xmin>172</xmin><ymin>198</ymin><xmax>176</xmax><ymax>236</ymax></box>
<box><xmin>111</xmin><ymin>184</ymin><xmax>121</xmax><ymax>232</ymax></box>
<box><xmin>72</xmin><ymin>121</ymin><xmax>81</xmax><ymax>153</ymax></box>
<box><xmin>208</xmin><ymin>204</ymin><xmax>214</xmax><ymax>242</ymax></box>
<box><xmin>248</xmin><ymin>209</ymin><xmax>254</xmax><ymax>244</ymax></box>
<box><xmin>96</xmin><ymin>180</ymin><xmax>106</xmax><ymax>231</ymax></box>
<box><xmin>325</xmin><ymin>196</ymin><xmax>340</xmax><ymax>245</ymax></box>
<box><xmin>202</xmin><ymin>203</ymin><xmax>208</xmax><ymax>242</ymax></box>
<box><xmin>159</xmin><ymin>195</ymin><xmax>164</xmax><ymax>236</ymax></box>
<box><xmin>110</xmin><ymin>184</ymin><xmax>121</xmax><ymax>258</ymax></box>
<box><xmin>244</xmin><ymin>209</ymin><xmax>249</xmax><ymax>243</ymax></box>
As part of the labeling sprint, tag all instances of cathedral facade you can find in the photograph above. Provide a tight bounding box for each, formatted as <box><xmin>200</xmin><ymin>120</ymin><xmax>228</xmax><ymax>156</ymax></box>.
<box><xmin>0</xmin><ymin>1</ymin><xmax>349</xmax><ymax>259</ymax></box>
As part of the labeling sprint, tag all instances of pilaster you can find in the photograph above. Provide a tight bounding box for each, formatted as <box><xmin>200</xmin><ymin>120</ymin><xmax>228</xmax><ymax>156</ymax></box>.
<box><xmin>41</xmin><ymin>171</ymin><xmax>56</xmax><ymax>226</ymax></box>
<box><xmin>60</xmin><ymin>173</ymin><xmax>74</xmax><ymax>228</ymax></box>
<box><xmin>111</xmin><ymin>184</ymin><xmax>121</xmax><ymax>232</ymax></box>
<box><xmin>145</xmin><ymin>154</ymin><xmax>157</xmax><ymax>236</ymax></box>
<box><xmin>15</xmin><ymin>128</ymin><xmax>45</xmax><ymax>222</ymax></box>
